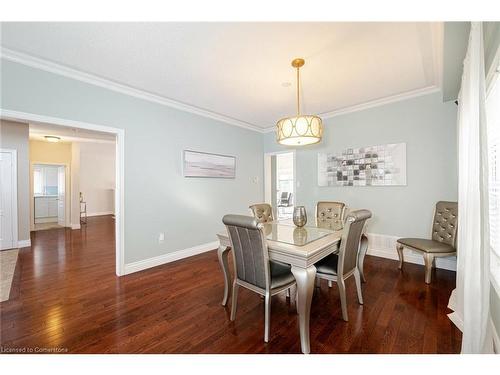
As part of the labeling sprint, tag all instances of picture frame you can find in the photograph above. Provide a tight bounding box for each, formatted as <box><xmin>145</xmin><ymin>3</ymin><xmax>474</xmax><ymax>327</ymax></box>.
<box><xmin>183</xmin><ymin>150</ymin><xmax>236</xmax><ymax>178</ymax></box>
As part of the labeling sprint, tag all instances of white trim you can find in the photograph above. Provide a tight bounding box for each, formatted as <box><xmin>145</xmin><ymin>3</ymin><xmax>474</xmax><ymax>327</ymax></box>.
<box><xmin>17</xmin><ymin>239</ymin><xmax>31</xmax><ymax>248</ymax></box>
<box><xmin>0</xmin><ymin>149</ymin><xmax>18</xmax><ymax>251</ymax></box>
<box><xmin>2</xmin><ymin>47</ymin><xmax>443</xmax><ymax>136</ymax></box>
<box><xmin>71</xmin><ymin>223</ymin><xmax>81</xmax><ymax>230</ymax></box>
<box><xmin>123</xmin><ymin>241</ymin><xmax>219</xmax><ymax>275</ymax></box>
<box><xmin>1</xmin><ymin>47</ymin><xmax>265</xmax><ymax>134</ymax></box>
<box><xmin>86</xmin><ymin>211</ymin><xmax>114</xmax><ymax>217</ymax></box>
<box><xmin>0</xmin><ymin>109</ymin><xmax>125</xmax><ymax>277</ymax></box>
<box><xmin>263</xmin><ymin>150</ymin><xmax>297</xmax><ymax>219</ymax></box>
<box><xmin>492</xmin><ymin>316</ymin><xmax>500</xmax><ymax>354</ymax></box>
<box><xmin>262</xmin><ymin>86</ymin><xmax>441</xmax><ymax>133</ymax></box>
<box><xmin>366</xmin><ymin>232</ymin><xmax>457</xmax><ymax>271</ymax></box>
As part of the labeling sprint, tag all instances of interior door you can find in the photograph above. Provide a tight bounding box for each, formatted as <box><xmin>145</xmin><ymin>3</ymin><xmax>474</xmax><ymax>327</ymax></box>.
<box><xmin>0</xmin><ymin>151</ymin><xmax>14</xmax><ymax>250</ymax></box>
<box><xmin>57</xmin><ymin>166</ymin><xmax>65</xmax><ymax>226</ymax></box>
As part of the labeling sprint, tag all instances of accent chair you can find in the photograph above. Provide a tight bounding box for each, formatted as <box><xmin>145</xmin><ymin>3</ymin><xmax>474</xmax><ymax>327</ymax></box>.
<box><xmin>396</xmin><ymin>201</ymin><xmax>458</xmax><ymax>284</ymax></box>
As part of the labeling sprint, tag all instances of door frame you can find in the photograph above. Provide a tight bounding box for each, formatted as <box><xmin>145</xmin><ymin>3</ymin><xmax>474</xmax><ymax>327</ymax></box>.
<box><xmin>0</xmin><ymin>148</ymin><xmax>18</xmax><ymax>250</ymax></box>
<box><xmin>30</xmin><ymin>162</ymin><xmax>70</xmax><ymax>229</ymax></box>
<box><xmin>263</xmin><ymin>150</ymin><xmax>297</xmax><ymax>217</ymax></box>
<box><xmin>1</xmin><ymin>110</ymin><xmax>125</xmax><ymax>276</ymax></box>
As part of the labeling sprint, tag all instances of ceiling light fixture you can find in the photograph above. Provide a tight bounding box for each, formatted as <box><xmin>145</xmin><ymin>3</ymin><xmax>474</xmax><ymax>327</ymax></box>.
<box><xmin>276</xmin><ymin>58</ymin><xmax>323</xmax><ymax>146</ymax></box>
<box><xmin>44</xmin><ymin>136</ymin><xmax>61</xmax><ymax>143</ymax></box>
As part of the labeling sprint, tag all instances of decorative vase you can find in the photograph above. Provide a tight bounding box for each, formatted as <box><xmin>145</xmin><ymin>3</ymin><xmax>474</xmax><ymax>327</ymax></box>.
<box><xmin>293</xmin><ymin>206</ymin><xmax>307</xmax><ymax>227</ymax></box>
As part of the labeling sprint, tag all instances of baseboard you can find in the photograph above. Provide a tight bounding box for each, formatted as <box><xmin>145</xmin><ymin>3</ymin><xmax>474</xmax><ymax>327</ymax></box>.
<box><xmin>123</xmin><ymin>241</ymin><xmax>219</xmax><ymax>275</ymax></box>
<box><xmin>87</xmin><ymin>211</ymin><xmax>114</xmax><ymax>217</ymax></box>
<box><xmin>366</xmin><ymin>232</ymin><xmax>457</xmax><ymax>271</ymax></box>
<box><xmin>35</xmin><ymin>217</ymin><xmax>58</xmax><ymax>223</ymax></box>
<box><xmin>71</xmin><ymin>223</ymin><xmax>81</xmax><ymax>230</ymax></box>
<box><xmin>17</xmin><ymin>239</ymin><xmax>31</xmax><ymax>248</ymax></box>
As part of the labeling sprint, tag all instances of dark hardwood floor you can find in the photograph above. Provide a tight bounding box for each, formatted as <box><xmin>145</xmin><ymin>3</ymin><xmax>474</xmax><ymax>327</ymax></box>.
<box><xmin>0</xmin><ymin>216</ymin><xmax>461</xmax><ymax>353</ymax></box>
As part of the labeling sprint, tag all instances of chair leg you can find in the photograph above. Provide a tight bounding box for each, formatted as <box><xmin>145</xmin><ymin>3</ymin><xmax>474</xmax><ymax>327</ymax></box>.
<box><xmin>286</xmin><ymin>288</ymin><xmax>290</xmax><ymax>298</ymax></box>
<box><xmin>230</xmin><ymin>281</ymin><xmax>239</xmax><ymax>321</ymax></box>
<box><xmin>354</xmin><ymin>269</ymin><xmax>364</xmax><ymax>305</ymax></box>
<box><xmin>358</xmin><ymin>234</ymin><xmax>368</xmax><ymax>283</ymax></box>
<box><xmin>423</xmin><ymin>253</ymin><xmax>434</xmax><ymax>284</ymax></box>
<box><xmin>337</xmin><ymin>278</ymin><xmax>348</xmax><ymax>322</ymax></box>
<box><xmin>328</xmin><ymin>280</ymin><xmax>333</xmax><ymax>288</ymax></box>
<box><xmin>396</xmin><ymin>243</ymin><xmax>404</xmax><ymax>270</ymax></box>
<box><xmin>264</xmin><ymin>291</ymin><xmax>271</xmax><ymax>342</ymax></box>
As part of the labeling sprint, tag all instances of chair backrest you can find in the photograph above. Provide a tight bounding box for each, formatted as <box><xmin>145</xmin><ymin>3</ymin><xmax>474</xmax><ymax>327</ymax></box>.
<box><xmin>223</xmin><ymin>214</ymin><xmax>270</xmax><ymax>290</ymax></box>
<box><xmin>249</xmin><ymin>203</ymin><xmax>274</xmax><ymax>223</ymax></box>
<box><xmin>316</xmin><ymin>201</ymin><xmax>346</xmax><ymax>227</ymax></box>
<box><xmin>431</xmin><ymin>201</ymin><xmax>458</xmax><ymax>249</ymax></box>
<box><xmin>337</xmin><ymin>209</ymin><xmax>372</xmax><ymax>277</ymax></box>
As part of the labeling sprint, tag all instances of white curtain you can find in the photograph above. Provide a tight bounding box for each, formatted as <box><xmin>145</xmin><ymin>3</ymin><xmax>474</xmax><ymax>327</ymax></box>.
<box><xmin>447</xmin><ymin>22</ymin><xmax>493</xmax><ymax>353</ymax></box>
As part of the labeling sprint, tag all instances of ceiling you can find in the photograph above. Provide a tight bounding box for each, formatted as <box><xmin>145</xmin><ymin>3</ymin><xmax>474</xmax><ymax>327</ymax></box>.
<box><xmin>1</xmin><ymin>22</ymin><xmax>443</xmax><ymax>130</ymax></box>
<box><xmin>29</xmin><ymin>122</ymin><xmax>116</xmax><ymax>143</ymax></box>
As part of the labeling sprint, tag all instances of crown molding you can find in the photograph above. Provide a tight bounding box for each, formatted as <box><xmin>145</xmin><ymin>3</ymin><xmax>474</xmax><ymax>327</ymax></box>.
<box><xmin>262</xmin><ymin>85</ymin><xmax>441</xmax><ymax>133</ymax></box>
<box><xmin>0</xmin><ymin>47</ymin><xmax>266</xmax><ymax>134</ymax></box>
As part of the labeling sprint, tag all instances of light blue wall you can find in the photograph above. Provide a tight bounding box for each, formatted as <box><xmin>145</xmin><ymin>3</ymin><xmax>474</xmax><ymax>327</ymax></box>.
<box><xmin>264</xmin><ymin>92</ymin><xmax>458</xmax><ymax>238</ymax></box>
<box><xmin>1</xmin><ymin>59</ymin><xmax>263</xmax><ymax>264</ymax></box>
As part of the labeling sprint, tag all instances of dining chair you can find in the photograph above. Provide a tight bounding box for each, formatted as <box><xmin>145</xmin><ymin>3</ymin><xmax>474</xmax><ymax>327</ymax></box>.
<box><xmin>316</xmin><ymin>201</ymin><xmax>346</xmax><ymax>228</ymax></box>
<box><xmin>396</xmin><ymin>201</ymin><xmax>458</xmax><ymax>284</ymax></box>
<box><xmin>314</xmin><ymin>209</ymin><xmax>372</xmax><ymax>321</ymax></box>
<box><xmin>249</xmin><ymin>203</ymin><xmax>274</xmax><ymax>223</ymax></box>
<box><xmin>223</xmin><ymin>214</ymin><xmax>296</xmax><ymax>342</ymax></box>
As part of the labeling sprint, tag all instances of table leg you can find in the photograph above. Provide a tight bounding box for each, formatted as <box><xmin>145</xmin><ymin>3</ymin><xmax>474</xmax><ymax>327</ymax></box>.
<box><xmin>291</xmin><ymin>265</ymin><xmax>317</xmax><ymax>354</ymax></box>
<box><xmin>217</xmin><ymin>245</ymin><xmax>231</xmax><ymax>306</ymax></box>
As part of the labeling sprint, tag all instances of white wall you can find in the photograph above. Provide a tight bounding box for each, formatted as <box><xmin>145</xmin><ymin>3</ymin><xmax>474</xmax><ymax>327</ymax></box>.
<box><xmin>79</xmin><ymin>142</ymin><xmax>116</xmax><ymax>216</ymax></box>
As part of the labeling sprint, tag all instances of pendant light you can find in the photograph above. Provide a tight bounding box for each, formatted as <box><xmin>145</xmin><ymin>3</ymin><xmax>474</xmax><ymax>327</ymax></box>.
<box><xmin>276</xmin><ymin>58</ymin><xmax>323</xmax><ymax>146</ymax></box>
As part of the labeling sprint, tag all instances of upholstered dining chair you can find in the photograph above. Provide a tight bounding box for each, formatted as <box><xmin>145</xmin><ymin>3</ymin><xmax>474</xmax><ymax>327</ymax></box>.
<box><xmin>223</xmin><ymin>214</ymin><xmax>296</xmax><ymax>342</ymax></box>
<box><xmin>315</xmin><ymin>201</ymin><xmax>368</xmax><ymax>283</ymax></box>
<box><xmin>249</xmin><ymin>203</ymin><xmax>274</xmax><ymax>223</ymax></box>
<box><xmin>316</xmin><ymin>201</ymin><xmax>346</xmax><ymax>230</ymax></box>
<box><xmin>396</xmin><ymin>201</ymin><xmax>458</xmax><ymax>284</ymax></box>
<box><xmin>314</xmin><ymin>209</ymin><xmax>372</xmax><ymax>321</ymax></box>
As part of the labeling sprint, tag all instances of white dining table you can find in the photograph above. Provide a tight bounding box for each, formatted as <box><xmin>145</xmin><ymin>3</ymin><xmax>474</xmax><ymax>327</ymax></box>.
<box><xmin>216</xmin><ymin>219</ymin><xmax>342</xmax><ymax>354</ymax></box>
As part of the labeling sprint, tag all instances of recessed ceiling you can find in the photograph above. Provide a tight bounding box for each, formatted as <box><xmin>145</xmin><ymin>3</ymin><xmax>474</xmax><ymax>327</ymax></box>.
<box><xmin>1</xmin><ymin>22</ymin><xmax>442</xmax><ymax>129</ymax></box>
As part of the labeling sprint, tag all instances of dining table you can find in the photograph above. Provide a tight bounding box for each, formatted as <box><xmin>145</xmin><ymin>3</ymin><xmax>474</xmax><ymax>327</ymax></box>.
<box><xmin>216</xmin><ymin>218</ymin><xmax>346</xmax><ymax>354</ymax></box>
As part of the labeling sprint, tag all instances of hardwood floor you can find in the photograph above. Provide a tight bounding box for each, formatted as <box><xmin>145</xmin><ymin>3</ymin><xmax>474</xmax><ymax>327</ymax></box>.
<box><xmin>0</xmin><ymin>215</ymin><xmax>461</xmax><ymax>353</ymax></box>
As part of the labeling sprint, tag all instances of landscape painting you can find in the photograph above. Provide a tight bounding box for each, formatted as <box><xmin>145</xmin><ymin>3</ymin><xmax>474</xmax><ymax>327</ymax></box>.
<box><xmin>183</xmin><ymin>150</ymin><xmax>236</xmax><ymax>178</ymax></box>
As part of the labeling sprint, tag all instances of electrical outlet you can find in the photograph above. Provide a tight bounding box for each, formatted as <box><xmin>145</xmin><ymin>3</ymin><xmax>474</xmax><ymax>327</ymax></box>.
<box><xmin>158</xmin><ymin>233</ymin><xmax>165</xmax><ymax>243</ymax></box>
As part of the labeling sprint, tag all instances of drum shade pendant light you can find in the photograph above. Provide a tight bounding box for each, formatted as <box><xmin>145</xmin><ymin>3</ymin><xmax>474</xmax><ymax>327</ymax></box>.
<box><xmin>276</xmin><ymin>58</ymin><xmax>323</xmax><ymax>146</ymax></box>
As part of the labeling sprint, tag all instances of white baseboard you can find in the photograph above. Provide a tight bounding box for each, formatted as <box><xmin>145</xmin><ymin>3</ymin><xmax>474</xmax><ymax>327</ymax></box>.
<box><xmin>123</xmin><ymin>240</ymin><xmax>219</xmax><ymax>275</ymax></box>
<box><xmin>71</xmin><ymin>223</ymin><xmax>81</xmax><ymax>230</ymax></box>
<box><xmin>17</xmin><ymin>239</ymin><xmax>31</xmax><ymax>248</ymax></box>
<box><xmin>87</xmin><ymin>211</ymin><xmax>114</xmax><ymax>217</ymax></box>
<box><xmin>366</xmin><ymin>232</ymin><xmax>457</xmax><ymax>271</ymax></box>
<box><xmin>35</xmin><ymin>217</ymin><xmax>58</xmax><ymax>223</ymax></box>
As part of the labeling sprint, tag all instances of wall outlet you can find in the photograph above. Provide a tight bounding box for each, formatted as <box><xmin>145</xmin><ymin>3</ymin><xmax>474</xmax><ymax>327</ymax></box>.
<box><xmin>158</xmin><ymin>232</ymin><xmax>165</xmax><ymax>243</ymax></box>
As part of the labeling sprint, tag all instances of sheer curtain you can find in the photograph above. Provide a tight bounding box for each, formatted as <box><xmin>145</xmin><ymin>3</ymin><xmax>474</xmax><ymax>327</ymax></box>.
<box><xmin>447</xmin><ymin>22</ymin><xmax>493</xmax><ymax>353</ymax></box>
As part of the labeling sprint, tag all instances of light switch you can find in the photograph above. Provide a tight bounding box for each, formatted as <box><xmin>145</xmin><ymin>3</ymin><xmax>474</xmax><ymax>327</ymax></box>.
<box><xmin>158</xmin><ymin>233</ymin><xmax>165</xmax><ymax>243</ymax></box>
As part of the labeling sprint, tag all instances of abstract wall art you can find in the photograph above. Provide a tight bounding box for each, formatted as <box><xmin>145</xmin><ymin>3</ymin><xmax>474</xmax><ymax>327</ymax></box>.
<box><xmin>318</xmin><ymin>143</ymin><xmax>406</xmax><ymax>187</ymax></box>
<box><xmin>183</xmin><ymin>150</ymin><xmax>236</xmax><ymax>178</ymax></box>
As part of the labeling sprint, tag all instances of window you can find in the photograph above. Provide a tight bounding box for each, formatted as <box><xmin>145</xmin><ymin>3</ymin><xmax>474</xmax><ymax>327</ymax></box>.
<box><xmin>487</xmin><ymin>62</ymin><xmax>500</xmax><ymax>292</ymax></box>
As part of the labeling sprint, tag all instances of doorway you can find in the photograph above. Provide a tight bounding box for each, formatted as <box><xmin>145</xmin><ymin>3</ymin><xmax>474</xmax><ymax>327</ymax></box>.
<box><xmin>32</xmin><ymin>163</ymin><xmax>66</xmax><ymax>231</ymax></box>
<box><xmin>264</xmin><ymin>151</ymin><xmax>296</xmax><ymax>220</ymax></box>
